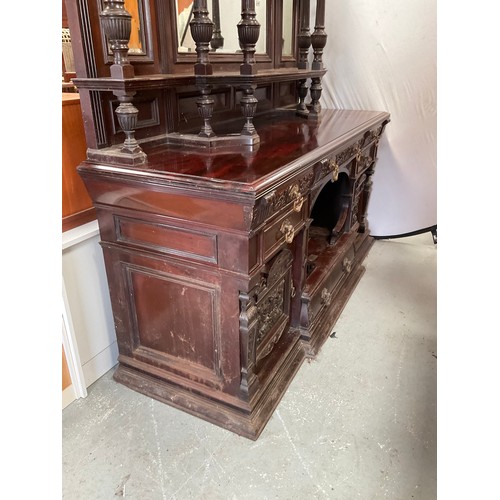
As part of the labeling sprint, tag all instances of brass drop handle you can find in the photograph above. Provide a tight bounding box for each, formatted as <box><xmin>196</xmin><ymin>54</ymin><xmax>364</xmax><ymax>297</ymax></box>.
<box><xmin>342</xmin><ymin>257</ymin><xmax>352</xmax><ymax>274</ymax></box>
<box><xmin>289</xmin><ymin>184</ymin><xmax>305</xmax><ymax>212</ymax></box>
<box><xmin>321</xmin><ymin>288</ymin><xmax>332</xmax><ymax>306</ymax></box>
<box><xmin>329</xmin><ymin>159</ymin><xmax>340</xmax><ymax>182</ymax></box>
<box><xmin>279</xmin><ymin>220</ymin><xmax>295</xmax><ymax>244</ymax></box>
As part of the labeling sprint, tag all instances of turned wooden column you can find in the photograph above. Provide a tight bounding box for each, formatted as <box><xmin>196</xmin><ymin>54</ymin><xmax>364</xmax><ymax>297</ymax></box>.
<box><xmin>296</xmin><ymin>0</ymin><xmax>311</xmax><ymax>117</ymax></box>
<box><xmin>309</xmin><ymin>0</ymin><xmax>327</xmax><ymax>120</ymax></box>
<box><xmin>190</xmin><ymin>1</ymin><xmax>216</xmax><ymax>137</ymax></box>
<box><xmin>210</xmin><ymin>0</ymin><xmax>224</xmax><ymax>50</ymax></box>
<box><xmin>238</xmin><ymin>1</ymin><xmax>260</xmax><ymax>140</ymax></box>
<box><xmin>197</xmin><ymin>84</ymin><xmax>215</xmax><ymax>138</ymax></box>
<box><xmin>297</xmin><ymin>0</ymin><xmax>311</xmax><ymax>69</ymax></box>
<box><xmin>100</xmin><ymin>0</ymin><xmax>145</xmax><ymax>162</ymax></box>
<box><xmin>190</xmin><ymin>0</ymin><xmax>214</xmax><ymax>75</ymax></box>
<box><xmin>311</xmin><ymin>0</ymin><xmax>327</xmax><ymax>71</ymax></box>
<box><xmin>238</xmin><ymin>0</ymin><xmax>260</xmax><ymax>75</ymax></box>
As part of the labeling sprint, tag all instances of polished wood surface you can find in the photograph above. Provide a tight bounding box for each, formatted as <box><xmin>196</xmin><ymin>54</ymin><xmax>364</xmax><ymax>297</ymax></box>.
<box><xmin>68</xmin><ymin>0</ymin><xmax>391</xmax><ymax>439</ymax></box>
<box><xmin>80</xmin><ymin>109</ymin><xmax>388</xmax><ymax>190</ymax></box>
<box><xmin>79</xmin><ymin>109</ymin><xmax>390</xmax><ymax>439</ymax></box>
<box><xmin>62</xmin><ymin>93</ymin><xmax>95</xmax><ymax>231</ymax></box>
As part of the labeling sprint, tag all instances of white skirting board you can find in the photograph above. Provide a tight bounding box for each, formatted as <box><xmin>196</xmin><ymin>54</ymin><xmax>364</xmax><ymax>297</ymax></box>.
<box><xmin>62</xmin><ymin>221</ymin><xmax>118</xmax><ymax>405</ymax></box>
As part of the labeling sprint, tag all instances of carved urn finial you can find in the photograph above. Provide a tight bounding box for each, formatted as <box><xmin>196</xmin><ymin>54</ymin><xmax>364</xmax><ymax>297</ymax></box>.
<box><xmin>238</xmin><ymin>0</ymin><xmax>261</xmax><ymax>75</ymax></box>
<box><xmin>190</xmin><ymin>0</ymin><xmax>214</xmax><ymax>75</ymax></box>
<box><xmin>100</xmin><ymin>0</ymin><xmax>135</xmax><ymax>79</ymax></box>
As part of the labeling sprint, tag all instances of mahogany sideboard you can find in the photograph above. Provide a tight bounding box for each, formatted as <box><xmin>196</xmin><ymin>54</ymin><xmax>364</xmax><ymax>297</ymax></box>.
<box><xmin>78</xmin><ymin>108</ymin><xmax>389</xmax><ymax>439</ymax></box>
<box><xmin>68</xmin><ymin>0</ymin><xmax>390</xmax><ymax>439</ymax></box>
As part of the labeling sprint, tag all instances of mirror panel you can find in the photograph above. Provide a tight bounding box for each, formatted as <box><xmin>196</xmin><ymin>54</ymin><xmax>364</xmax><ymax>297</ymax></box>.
<box><xmin>124</xmin><ymin>0</ymin><xmax>143</xmax><ymax>53</ymax></box>
<box><xmin>282</xmin><ymin>0</ymin><xmax>294</xmax><ymax>56</ymax></box>
<box><xmin>176</xmin><ymin>0</ymin><xmax>267</xmax><ymax>54</ymax></box>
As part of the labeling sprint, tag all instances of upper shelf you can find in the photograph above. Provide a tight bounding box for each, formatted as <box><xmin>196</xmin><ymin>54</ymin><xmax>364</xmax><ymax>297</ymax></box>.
<box><xmin>73</xmin><ymin>68</ymin><xmax>328</xmax><ymax>92</ymax></box>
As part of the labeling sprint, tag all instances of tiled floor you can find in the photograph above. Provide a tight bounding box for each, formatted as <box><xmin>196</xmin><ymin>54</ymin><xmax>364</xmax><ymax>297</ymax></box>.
<box><xmin>62</xmin><ymin>233</ymin><xmax>437</xmax><ymax>499</ymax></box>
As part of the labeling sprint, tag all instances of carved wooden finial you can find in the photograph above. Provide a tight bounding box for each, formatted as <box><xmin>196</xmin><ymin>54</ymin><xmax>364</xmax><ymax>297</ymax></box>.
<box><xmin>238</xmin><ymin>0</ymin><xmax>261</xmax><ymax>75</ymax></box>
<box><xmin>190</xmin><ymin>0</ymin><xmax>214</xmax><ymax>75</ymax></box>
<box><xmin>311</xmin><ymin>0</ymin><xmax>327</xmax><ymax>71</ymax></box>
<box><xmin>210</xmin><ymin>0</ymin><xmax>224</xmax><ymax>51</ymax></box>
<box><xmin>100</xmin><ymin>0</ymin><xmax>135</xmax><ymax>79</ymax></box>
<box><xmin>297</xmin><ymin>0</ymin><xmax>311</xmax><ymax>69</ymax></box>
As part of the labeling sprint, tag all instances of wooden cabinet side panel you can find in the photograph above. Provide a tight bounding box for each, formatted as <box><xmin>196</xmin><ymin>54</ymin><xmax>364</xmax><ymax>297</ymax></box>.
<box><xmin>62</xmin><ymin>95</ymin><xmax>96</xmax><ymax>230</ymax></box>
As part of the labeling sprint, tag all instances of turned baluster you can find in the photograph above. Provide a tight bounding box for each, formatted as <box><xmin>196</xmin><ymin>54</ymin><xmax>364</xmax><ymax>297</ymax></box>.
<box><xmin>190</xmin><ymin>1</ymin><xmax>216</xmax><ymax>137</ymax></box>
<box><xmin>240</xmin><ymin>84</ymin><xmax>259</xmax><ymax>137</ymax></box>
<box><xmin>100</xmin><ymin>0</ymin><xmax>145</xmax><ymax>161</ymax></box>
<box><xmin>296</xmin><ymin>0</ymin><xmax>311</xmax><ymax>116</ymax></box>
<box><xmin>115</xmin><ymin>93</ymin><xmax>143</xmax><ymax>155</ymax></box>
<box><xmin>197</xmin><ymin>84</ymin><xmax>215</xmax><ymax>138</ymax></box>
<box><xmin>210</xmin><ymin>0</ymin><xmax>224</xmax><ymax>51</ymax></box>
<box><xmin>297</xmin><ymin>0</ymin><xmax>311</xmax><ymax>69</ymax></box>
<box><xmin>309</xmin><ymin>0</ymin><xmax>327</xmax><ymax>119</ymax></box>
<box><xmin>100</xmin><ymin>0</ymin><xmax>134</xmax><ymax>79</ymax></box>
<box><xmin>311</xmin><ymin>0</ymin><xmax>327</xmax><ymax>71</ymax></box>
<box><xmin>238</xmin><ymin>0</ymin><xmax>260</xmax><ymax>75</ymax></box>
<box><xmin>296</xmin><ymin>79</ymin><xmax>309</xmax><ymax>117</ymax></box>
<box><xmin>190</xmin><ymin>0</ymin><xmax>214</xmax><ymax>75</ymax></box>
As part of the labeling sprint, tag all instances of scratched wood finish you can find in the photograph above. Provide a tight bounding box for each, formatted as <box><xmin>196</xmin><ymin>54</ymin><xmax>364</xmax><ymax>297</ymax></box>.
<box><xmin>78</xmin><ymin>109</ymin><xmax>390</xmax><ymax>439</ymax></box>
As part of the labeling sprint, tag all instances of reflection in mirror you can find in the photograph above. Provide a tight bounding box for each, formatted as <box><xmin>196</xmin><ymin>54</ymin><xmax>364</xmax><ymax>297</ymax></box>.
<box><xmin>124</xmin><ymin>0</ymin><xmax>143</xmax><ymax>53</ymax></box>
<box><xmin>176</xmin><ymin>0</ymin><xmax>267</xmax><ymax>54</ymax></box>
<box><xmin>282</xmin><ymin>0</ymin><xmax>294</xmax><ymax>56</ymax></box>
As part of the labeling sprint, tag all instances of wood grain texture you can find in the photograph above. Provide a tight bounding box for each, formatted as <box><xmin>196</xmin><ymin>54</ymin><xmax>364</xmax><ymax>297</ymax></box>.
<box><xmin>79</xmin><ymin>109</ymin><xmax>390</xmax><ymax>439</ymax></box>
<box><xmin>62</xmin><ymin>93</ymin><xmax>95</xmax><ymax>231</ymax></box>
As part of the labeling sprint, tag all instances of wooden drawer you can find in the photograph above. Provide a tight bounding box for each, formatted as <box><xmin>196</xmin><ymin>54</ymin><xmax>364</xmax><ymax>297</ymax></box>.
<box><xmin>262</xmin><ymin>204</ymin><xmax>305</xmax><ymax>260</ymax></box>
<box><xmin>304</xmin><ymin>243</ymin><xmax>355</xmax><ymax>327</ymax></box>
<box><xmin>355</xmin><ymin>142</ymin><xmax>376</xmax><ymax>178</ymax></box>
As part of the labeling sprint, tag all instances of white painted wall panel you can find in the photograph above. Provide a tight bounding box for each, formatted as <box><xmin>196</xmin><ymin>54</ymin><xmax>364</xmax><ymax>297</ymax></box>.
<box><xmin>62</xmin><ymin>223</ymin><xmax>117</xmax><ymax>389</ymax></box>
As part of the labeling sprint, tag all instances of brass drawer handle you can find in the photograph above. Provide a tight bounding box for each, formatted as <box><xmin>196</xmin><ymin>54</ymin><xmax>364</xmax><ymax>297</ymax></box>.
<box><xmin>279</xmin><ymin>220</ymin><xmax>295</xmax><ymax>244</ymax></box>
<box><xmin>321</xmin><ymin>288</ymin><xmax>332</xmax><ymax>306</ymax></box>
<box><xmin>289</xmin><ymin>184</ymin><xmax>305</xmax><ymax>212</ymax></box>
<box><xmin>329</xmin><ymin>159</ymin><xmax>340</xmax><ymax>182</ymax></box>
<box><xmin>342</xmin><ymin>257</ymin><xmax>352</xmax><ymax>274</ymax></box>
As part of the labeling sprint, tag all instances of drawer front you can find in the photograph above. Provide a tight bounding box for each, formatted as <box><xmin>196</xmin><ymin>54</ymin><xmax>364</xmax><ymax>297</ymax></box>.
<box><xmin>115</xmin><ymin>215</ymin><xmax>218</xmax><ymax>264</ymax></box>
<box><xmin>308</xmin><ymin>245</ymin><xmax>355</xmax><ymax>323</ymax></box>
<box><xmin>355</xmin><ymin>143</ymin><xmax>376</xmax><ymax>178</ymax></box>
<box><xmin>262</xmin><ymin>204</ymin><xmax>305</xmax><ymax>260</ymax></box>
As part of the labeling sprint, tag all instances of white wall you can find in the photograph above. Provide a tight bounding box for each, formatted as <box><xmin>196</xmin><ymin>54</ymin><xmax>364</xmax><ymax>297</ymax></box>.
<box><xmin>62</xmin><ymin>222</ymin><xmax>118</xmax><ymax>399</ymax></box>
<box><xmin>315</xmin><ymin>0</ymin><xmax>437</xmax><ymax>236</ymax></box>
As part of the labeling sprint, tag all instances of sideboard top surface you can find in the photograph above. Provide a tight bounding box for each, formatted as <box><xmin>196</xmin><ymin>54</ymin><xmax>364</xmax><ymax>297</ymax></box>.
<box><xmin>79</xmin><ymin>109</ymin><xmax>389</xmax><ymax>197</ymax></box>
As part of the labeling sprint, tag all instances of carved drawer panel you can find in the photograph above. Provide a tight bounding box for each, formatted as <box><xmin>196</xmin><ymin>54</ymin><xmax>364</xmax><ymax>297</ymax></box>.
<box><xmin>354</xmin><ymin>143</ymin><xmax>376</xmax><ymax>178</ymax></box>
<box><xmin>303</xmin><ymin>244</ymin><xmax>355</xmax><ymax>328</ymax></box>
<box><xmin>262</xmin><ymin>205</ymin><xmax>305</xmax><ymax>260</ymax></box>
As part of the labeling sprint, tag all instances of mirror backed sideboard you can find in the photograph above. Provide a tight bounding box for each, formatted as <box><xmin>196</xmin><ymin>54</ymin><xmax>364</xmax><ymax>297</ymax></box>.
<box><xmin>67</xmin><ymin>0</ymin><xmax>390</xmax><ymax>439</ymax></box>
